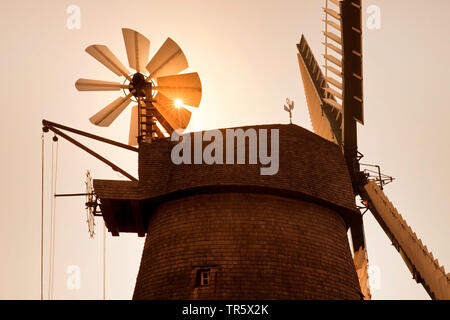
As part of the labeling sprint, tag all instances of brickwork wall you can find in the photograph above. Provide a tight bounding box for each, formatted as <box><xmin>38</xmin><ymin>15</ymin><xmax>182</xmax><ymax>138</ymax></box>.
<box><xmin>133</xmin><ymin>193</ymin><xmax>361</xmax><ymax>300</ymax></box>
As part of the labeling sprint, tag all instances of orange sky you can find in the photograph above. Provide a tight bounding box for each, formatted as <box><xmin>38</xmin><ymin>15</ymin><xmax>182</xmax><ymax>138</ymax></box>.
<box><xmin>0</xmin><ymin>0</ymin><xmax>449</xmax><ymax>299</ymax></box>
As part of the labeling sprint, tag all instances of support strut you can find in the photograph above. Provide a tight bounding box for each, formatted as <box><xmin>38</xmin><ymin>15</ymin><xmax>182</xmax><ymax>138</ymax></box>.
<box><xmin>42</xmin><ymin>120</ymin><xmax>138</xmax><ymax>182</ymax></box>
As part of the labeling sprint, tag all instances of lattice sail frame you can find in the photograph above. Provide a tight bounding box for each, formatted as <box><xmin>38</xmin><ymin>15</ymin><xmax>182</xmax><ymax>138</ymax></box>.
<box><xmin>298</xmin><ymin>0</ymin><xmax>368</xmax><ymax>299</ymax></box>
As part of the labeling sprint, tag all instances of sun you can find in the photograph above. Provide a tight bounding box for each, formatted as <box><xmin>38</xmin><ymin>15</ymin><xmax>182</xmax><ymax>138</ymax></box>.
<box><xmin>174</xmin><ymin>99</ymin><xmax>183</xmax><ymax>108</ymax></box>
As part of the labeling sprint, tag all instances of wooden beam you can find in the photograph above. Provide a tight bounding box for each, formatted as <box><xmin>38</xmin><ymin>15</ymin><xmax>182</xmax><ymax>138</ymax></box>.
<box><xmin>101</xmin><ymin>199</ymin><xmax>119</xmax><ymax>237</ymax></box>
<box><xmin>323</xmin><ymin>7</ymin><xmax>341</xmax><ymax>20</ymax></box>
<box><xmin>323</xmin><ymin>41</ymin><xmax>343</xmax><ymax>55</ymax></box>
<box><xmin>43</xmin><ymin>124</ymin><xmax>138</xmax><ymax>182</ymax></box>
<box><xmin>326</xmin><ymin>76</ymin><xmax>343</xmax><ymax>90</ymax></box>
<box><xmin>322</xmin><ymin>19</ymin><xmax>341</xmax><ymax>32</ymax></box>
<box><xmin>323</xmin><ymin>31</ymin><xmax>342</xmax><ymax>44</ymax></box>
<box><xmin>324</xmin><ymin>54</ymin><xmax>342</xmax><ymax>67</ymax></box>
<box><xmin>324</xmin><ymin>87</ymin><xmax>343</xmax><ymax>100</ymax></box>
<box><xmin>42</xmin><ymin>120</ymin><xmax>138</xmax><ymax>152</ymax></box>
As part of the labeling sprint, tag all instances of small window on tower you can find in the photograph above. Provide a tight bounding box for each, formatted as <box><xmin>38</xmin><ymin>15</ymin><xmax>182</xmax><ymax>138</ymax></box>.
<box><xmin>197</xmin><ymin>269</ymin><xmax>211</xmax><ymax>287</ymax></box>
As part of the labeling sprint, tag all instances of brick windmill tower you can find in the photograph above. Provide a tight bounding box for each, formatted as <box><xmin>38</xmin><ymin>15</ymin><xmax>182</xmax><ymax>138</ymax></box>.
<box><xmin>42</xmin><ymin>0</ymin><xmax>448</xmax><ymax>300</ymax></box>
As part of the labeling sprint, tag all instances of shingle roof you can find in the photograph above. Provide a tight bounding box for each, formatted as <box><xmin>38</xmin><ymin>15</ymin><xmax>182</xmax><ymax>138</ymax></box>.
<box><xmin>94</xmin><ymin>124</ymin><xmax>356</xmax><ymax>225</ymax></box>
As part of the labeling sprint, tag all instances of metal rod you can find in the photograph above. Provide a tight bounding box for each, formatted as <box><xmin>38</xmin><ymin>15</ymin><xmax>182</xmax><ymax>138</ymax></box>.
<box><xmin>54</xmin><ymin>193</ymin><xmax>91</xmax><ymax>197</ymax></box>
<box><xmin>42</xmin><ymin>120</ymin><xmax>138</xmax><ymax>153</ymax></box>
<box><xmin>376</xmin><ymin>165</ymin><xmax>383</xmax><ymax>190</ymax></box>
<box><xmin>43</xmin><ymin>125</ymin><xmax>138</xmax><ymax>182</ymax></box>
<box><xmin>103</xmin><ymin>223</ymin><xmax>106</xmax><ymax>300</ymax></box>
<box><xmin>41</xmin><ymin>133</ymin><xmax>44</xmax><ymax>300</ymax></box>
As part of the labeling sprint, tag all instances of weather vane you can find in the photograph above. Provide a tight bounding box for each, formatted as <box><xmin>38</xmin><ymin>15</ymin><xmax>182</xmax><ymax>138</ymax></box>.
<box><xmin>283</xmin><ymin>98</ymin><xmax>294</xmax><ymax>124</ymax></box>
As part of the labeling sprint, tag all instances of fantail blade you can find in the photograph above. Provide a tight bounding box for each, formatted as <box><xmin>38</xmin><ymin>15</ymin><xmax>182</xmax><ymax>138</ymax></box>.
<box><xmin>122</xmin><ymin>28</ymin><xmax>150</xmax><ymax>73</ymax></box>
<box><xmin>85</xmin><ymin>45</ymin><xmax>130</xmax><ymax>79</ymax></box>
<box><xmin>146</xmin><ymin>37</ymin><xmax>188</xmax><ymax>79</ymax></box>
<box><xmin>156</xmin><ymin>72</ymin><xmax>202</xmax><ymax>108</ymax></box>
<box><xmin>89</xmin><ymin>93</ymin><xmax>133</xmax><ymax>127</ymax></box>
<box><xmin>128</xmin><ymin>105</ymin><xmax>139</xmax><ymax>146</ymax></box>
<box><xmin>154</xmin><ymin>92</ymin><xmax>192</xmax><ymax>131</ymax></box>
<box><xmin>75</xmin><ymin>78</ymin><xmax>129</xmax><ymax>91</ymax></box>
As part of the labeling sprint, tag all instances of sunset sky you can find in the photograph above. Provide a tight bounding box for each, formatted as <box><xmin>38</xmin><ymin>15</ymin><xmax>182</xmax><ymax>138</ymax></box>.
<box><xmin>0</xmin><ymin>0</ymin><xmax>449</xmax><ymax>300</ymax></box>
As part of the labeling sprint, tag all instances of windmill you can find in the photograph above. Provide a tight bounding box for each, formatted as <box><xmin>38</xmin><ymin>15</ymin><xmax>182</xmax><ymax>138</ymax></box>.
<box><xmin>75</xmin><ymin>28</ymin><xmax>202</xmax><ymax>144</ymax></box>
<box><xmin>297</xmin><ymin>0</ymin><xmax>449</xmax><ymax>299</ymax></box>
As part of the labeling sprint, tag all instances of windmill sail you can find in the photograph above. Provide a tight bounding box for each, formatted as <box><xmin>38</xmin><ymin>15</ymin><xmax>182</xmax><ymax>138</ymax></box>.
<box><xmin>298</xmin><ymin>0</ymin><xmax>369</xmax><ymax>299</ymax></box>
<box><xmin>298</xmin><ymin>34</ymin><xmax>370</xmax><ymax>299</ymax></box>
<box><xmin>297</xmin><ymin>35</ymin><xmax>343</xmax><ymax>146</ymax></box>
<box><xmin>361</xmin><ymin>181</ymin><xmax>450</xmax><ymax>299</ymax></box>
<box><xmin>298</xmin><ymin>0</ymin><xmax>448</xmax><ymax>300</ymax></box>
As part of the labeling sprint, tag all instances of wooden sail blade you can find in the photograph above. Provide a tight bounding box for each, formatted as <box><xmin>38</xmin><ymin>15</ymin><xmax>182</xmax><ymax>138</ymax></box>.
<box><xmin>298</xmin><ymin>53</ymin><xmax>334</xmax><ymax>142</ymax></box>
<box><xmin>297</xmin><ymin>35</ymin><xmax>343</xmax><ymax>145</ymax></box>
<box><xmin>85</xmin><ymin>45</ymin><xmax>130</xmax><ymax>79</ymax></box>
<box><xmin>75</xmin><ymin>78</ymin><xmax>129</xmax><ymax>91</ymax></box>
<box><xmin>122</xmin><ymin>28</ymin><xmax>150</xmax><ymax>73</ymax></box>
<box><xmin>146</xmin><ymin>37</ymin><xmax>188</xmax><ymax>79</ymax></box>
<box><xmin>128</xmin><ymin>105</ymin><xmax>139</xmax><ymax>146</ymax></box>
<box><xmin>156</xmin><ymin>72</ymin><xmax>202</xmax><ymax>108</ymax></box>
<box><xmin>154</xmin><ymin>92</ymin><xmax>192</xmax><ymax>130</ymax></box>
<box><xmin>152</xmin><ymin>108</ymin><xmax>175</xmax><ymax>135</ymax></box>
<box><xmin>89</xmin><ymin>93</ymin><xmax>133</xmax><ymax>127</ymax></box>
